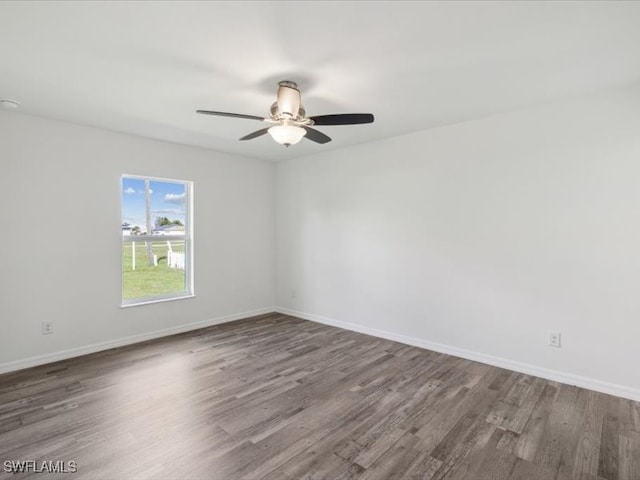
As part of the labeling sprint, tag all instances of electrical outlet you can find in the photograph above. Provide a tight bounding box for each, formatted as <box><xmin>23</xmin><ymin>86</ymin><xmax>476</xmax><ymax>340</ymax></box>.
<box><xmin>548</xmin><ymin>330</ymin><xmax>561</xmax><ymax>348</ymax></box>
<box><xmin>41</xmin><ymin>321</ymin><xmax>54</xmax><ymax>335</ymax></box>
<box><xmin>291</xmin><ymin>290</ymin><xmax>297</xmax><ymax>299</ymax></box>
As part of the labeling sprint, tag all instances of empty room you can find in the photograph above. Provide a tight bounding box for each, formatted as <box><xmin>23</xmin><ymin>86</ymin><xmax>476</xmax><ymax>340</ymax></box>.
<box><xmin>1</xmin><ymin>1</ymin><xmax>640</xmax><ymax>479</ymax></box>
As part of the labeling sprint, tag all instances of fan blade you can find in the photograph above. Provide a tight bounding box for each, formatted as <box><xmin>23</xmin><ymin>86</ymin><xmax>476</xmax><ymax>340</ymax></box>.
<box><xmin>303</xmin><ymin>127</ymin><xmax>332</xmax><ymax>144</ymax></box>
<box><xmin>239</xmin><ymin>128</ymin><xmax>270</xmax><ymax>141</ymax></box>
<box><xmin>309</xmin><ymin>113</ymin><xmax>374</xmax><ymax>126</ymax></box>
<box><xmin>196</xmin><ymin>110</ymin><xmax>265</xmax><ymax>121</ymax></box>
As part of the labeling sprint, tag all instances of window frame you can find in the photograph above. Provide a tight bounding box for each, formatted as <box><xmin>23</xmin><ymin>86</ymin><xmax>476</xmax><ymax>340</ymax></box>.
<box><xmin>120</xmin><ymin>174</ymin><xmax>194</xmax><ymax>307</ymax></box>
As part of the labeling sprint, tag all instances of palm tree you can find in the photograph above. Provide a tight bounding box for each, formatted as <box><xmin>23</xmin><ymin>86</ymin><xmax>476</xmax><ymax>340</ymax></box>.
<box><xmin>145</xmin><ymin>179</ymin><xmax>154</xmax><ymax>265</ymax></box>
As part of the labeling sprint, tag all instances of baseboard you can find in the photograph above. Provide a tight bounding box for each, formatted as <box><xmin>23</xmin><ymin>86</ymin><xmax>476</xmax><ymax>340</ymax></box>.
<box><xmin>275</xmin><ymin>306</ymin><xmax>640</xmax><ymax>402</ymax></box>
<box><xmin>5</xmin><ymin>306</ymin><xmax>638</xmax><ymax>402</ymax></box>
<box><xmin>0</xmin><ymin>307</ymin><xmax>276</xmax><ymax>375</ymax></box>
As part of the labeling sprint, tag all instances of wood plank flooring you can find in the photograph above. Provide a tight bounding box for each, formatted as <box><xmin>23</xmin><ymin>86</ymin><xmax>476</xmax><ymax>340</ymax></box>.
<box><xmin>0</xmin><ymin>313</ymin><xmax>639</xmax><ymax>479</ymax></box>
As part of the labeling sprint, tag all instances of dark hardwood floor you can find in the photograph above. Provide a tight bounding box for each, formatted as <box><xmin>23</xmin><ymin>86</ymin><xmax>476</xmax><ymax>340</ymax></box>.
<box><xmin>0</xmin><ymin>313</ymin><xmax>638</xmax><ymax>479</ymax></box>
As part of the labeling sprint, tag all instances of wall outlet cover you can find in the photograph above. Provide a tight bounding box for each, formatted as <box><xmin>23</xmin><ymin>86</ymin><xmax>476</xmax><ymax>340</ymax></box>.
<box><xmin>548</xmin><ymin>330</ymin><xmax>561</xmax><ymax>348</ymax></box>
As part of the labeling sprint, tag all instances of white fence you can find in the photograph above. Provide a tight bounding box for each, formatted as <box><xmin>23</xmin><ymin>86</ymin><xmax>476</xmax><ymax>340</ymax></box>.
<box><xmin>129</xmin><ymin>240</ymin><xmax>185</xmax><ymax>270</ymax></box>
<box><xmin>167</xmin><ymin>244</ymin><xmax>185</xmax><ymax>270</ymax></box>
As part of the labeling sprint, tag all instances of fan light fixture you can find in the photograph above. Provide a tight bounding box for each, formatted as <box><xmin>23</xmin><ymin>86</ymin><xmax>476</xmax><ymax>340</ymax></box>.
<box><xmin>268</xmin><ymin>124</ymin><xmax>307</xmax><ymax>147</ymax></box>
<box><xmin>196</xmin><ymin>80</ymin><xmax>375</xmax><ymax>147</ymax></box>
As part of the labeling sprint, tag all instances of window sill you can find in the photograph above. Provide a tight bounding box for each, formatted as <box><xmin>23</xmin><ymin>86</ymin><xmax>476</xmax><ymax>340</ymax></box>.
<box><xmin>120</xmin><ymin>294</ymin><xmax>195</xmax><ymax>309</ymax></box>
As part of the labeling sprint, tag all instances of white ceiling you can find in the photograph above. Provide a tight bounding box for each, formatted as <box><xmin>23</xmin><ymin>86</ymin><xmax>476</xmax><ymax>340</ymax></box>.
<box><xmin>2</xmin><ymin>1</ymin><xmax>640</xmax><ymax>161</ymax></box>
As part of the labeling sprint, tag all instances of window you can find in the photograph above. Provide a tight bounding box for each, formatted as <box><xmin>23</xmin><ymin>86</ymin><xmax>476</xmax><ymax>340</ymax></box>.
<box><xmin>121</xmin><ymin>175</ymin><xmax>193</xmax><ymax>306</ymax></box>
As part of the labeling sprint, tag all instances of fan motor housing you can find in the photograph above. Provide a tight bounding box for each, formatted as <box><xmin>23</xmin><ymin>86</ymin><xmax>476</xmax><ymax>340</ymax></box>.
<box><xmin>275</xmin><ymin>81</ymin><xmax>302</xmax><ymax>119</ymax></box>
<box><xmin>270</xmin><ymin>102</ymin><xmax>305</xmax><ymax>121</ymax></box>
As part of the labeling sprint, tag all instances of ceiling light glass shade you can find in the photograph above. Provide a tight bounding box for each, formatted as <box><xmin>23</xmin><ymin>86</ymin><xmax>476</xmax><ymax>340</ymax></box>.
<box><xmin>268</xmin><ymin>125</ymin><xmax>307</xmax><ymax>146</ymax></box>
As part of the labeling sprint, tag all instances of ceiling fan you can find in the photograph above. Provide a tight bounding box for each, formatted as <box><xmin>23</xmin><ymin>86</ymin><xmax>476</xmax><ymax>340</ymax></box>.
<box><xmin>197</xmin><ymin>81</ymin><xmax>374</xmax><ymax>147</ymax></box>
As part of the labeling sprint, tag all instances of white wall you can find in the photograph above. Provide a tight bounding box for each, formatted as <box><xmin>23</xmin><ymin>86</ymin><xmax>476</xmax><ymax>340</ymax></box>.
<box><xmin>0</xmin><ymin>112</ymin><xmax>275</xmax><ymax>369</ymax></box>
<box><xmin>276</xmin><ymin>85</ymin><xmax>640</xmax><ymax>399</ymax></box>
